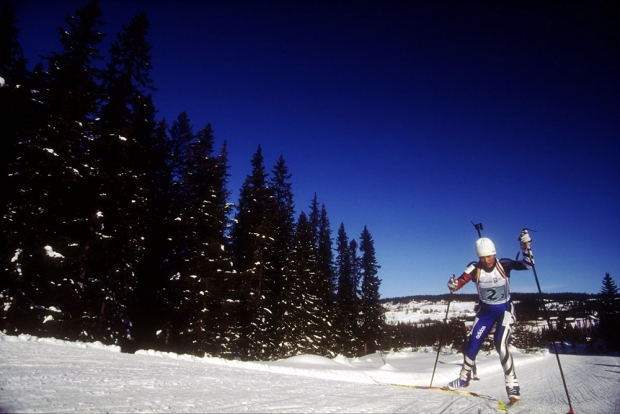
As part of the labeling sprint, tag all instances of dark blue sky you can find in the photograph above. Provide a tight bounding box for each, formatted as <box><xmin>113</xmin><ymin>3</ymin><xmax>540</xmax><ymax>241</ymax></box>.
<box><xmin>13</xmin><ymin>0</ymin><xmax>619</xmax><ymax>297</ymax></box>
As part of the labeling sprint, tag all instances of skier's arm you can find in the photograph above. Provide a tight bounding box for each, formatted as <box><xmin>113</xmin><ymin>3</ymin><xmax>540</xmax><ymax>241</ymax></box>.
<box><xmin>503</xmin><ymin>230</ymin><xmax>534</xmax><ymax>272</ymax></box>
<box><xmin>519</xmin><ymin>229</ymin><xmax>534</xmax><ymax>269</ymax></box>
<box><xmin>447</xmin><ymin>261</ymin><xmax>476</xmax><ymax>292</ymax></box>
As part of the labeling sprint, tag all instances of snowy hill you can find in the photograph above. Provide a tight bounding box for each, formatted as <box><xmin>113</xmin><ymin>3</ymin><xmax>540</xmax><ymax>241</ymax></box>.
<box><xmin>1</xmin><ymin>300</ymin><xmax>619</xmax><ymax>413</ymax></box>
<box><xmin>383</xmin><ymin>299</ymin><xmax>477</xmax><ymax>325</ymax></box>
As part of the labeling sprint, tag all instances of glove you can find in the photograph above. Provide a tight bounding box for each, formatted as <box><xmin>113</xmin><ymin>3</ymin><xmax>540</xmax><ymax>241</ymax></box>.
<box><xmin>519</xmin><ymin>229</ymin><xmax>532</xmax><ymax>250</ymax></box>
<box><xmin>447</xmin><ymin>276</ymin><xmax>458</xmax><ymax>292</ymax></box>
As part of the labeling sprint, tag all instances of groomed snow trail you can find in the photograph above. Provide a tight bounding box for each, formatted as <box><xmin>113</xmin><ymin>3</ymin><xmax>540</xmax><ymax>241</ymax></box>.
<box><xmin>1</xmin><ymin>334</ymin><xmax>618</xmax><ymax>413</ymax></box>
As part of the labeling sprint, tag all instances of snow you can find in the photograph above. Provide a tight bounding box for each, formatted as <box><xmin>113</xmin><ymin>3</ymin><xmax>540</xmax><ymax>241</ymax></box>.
<box><xmin>1</xmin><ymin>304</ymin><xmax>619</xmax><ymax>413</ymax></box>
<box><xmin>43</xmin><ymin>245</ymin><xmax>64</xmax><ymax>259</ymax></box>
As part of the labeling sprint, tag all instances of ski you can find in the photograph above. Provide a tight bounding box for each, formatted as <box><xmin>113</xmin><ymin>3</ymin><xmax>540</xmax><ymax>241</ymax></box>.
<box><xmin>372</xmin><ymin>380</ymin><xmax>507</xmax><ymax>412</ymax></box>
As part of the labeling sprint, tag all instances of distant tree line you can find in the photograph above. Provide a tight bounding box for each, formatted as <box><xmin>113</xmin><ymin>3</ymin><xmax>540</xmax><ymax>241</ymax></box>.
<box><xmin>0</xmin><ymin>1</ymin><xmax>385</xmax><ymax>360</ymax></box>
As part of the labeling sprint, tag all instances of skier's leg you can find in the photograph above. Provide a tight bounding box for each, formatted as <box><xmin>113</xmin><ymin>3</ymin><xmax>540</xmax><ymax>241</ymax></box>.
<box><xmin>461</xmin><ymin>319</ymin><xmax>477</xmax><ymax>376</ymax></box>
<box><xmin>450</xmin><ymin>312</ymin><xmax>494</xmax><ymax>388</ymax></box>
<box><xmin>495</xmin><ymin>303</ymin><xmax>520</xmax><ymax>399</ymax></box>
<box><xmin>462</xmin><ymin>334</ymin><xmax>478</xmax><ymax>379</ymax></box>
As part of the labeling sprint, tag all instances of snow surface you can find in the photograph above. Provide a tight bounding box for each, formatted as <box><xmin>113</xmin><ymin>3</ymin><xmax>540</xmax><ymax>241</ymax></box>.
<box><xmin>1</xmin><ymin>302</ymin><xmax>619</xmax><ymax>413</ymax></box>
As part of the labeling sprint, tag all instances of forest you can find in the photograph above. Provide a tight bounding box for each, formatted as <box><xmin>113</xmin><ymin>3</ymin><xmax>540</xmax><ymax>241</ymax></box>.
<box><xmin>0</xmin><ymin>1</ymin><xmax>383</xmax><ymax>360</ymax></box>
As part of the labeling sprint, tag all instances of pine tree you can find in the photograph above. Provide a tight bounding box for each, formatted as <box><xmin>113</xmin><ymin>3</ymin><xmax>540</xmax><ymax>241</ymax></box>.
<box><xmin>358</xmin><ymin>226</ymin><xmax>384</xmax><ymax>355</ymax></box>
<box><xmin>282</xmin><ymin>211</ymin><xmax>318</xmax><ymax>356</ymax></box>
<box><xmin>268</xmin><ymin>155</ymin><xmax>297</xmax><ymax>358</ymax></box>
<box><xmin>167</xmin><ymin>123</ymin><xmax>232</xmax><ymax>356</ymax></box>
<box><xmin>598</xmin><ymin>273</ymin><xmax>619</xmax><ymax>351</ymax></box>
<box><xmin>600</xmin><ymin>273</ymin><xmax>618</xmax><ymax>299</ymax></box>
<box><xmin>165</xmin><ymin>111</ymin><xmax>196</xmax><ymax>291</ymax></box>
<box><xmin>0</xmin><ymin>4</ymin><xmax>30</xmax><ymax>200</ymax></box>
<box><xmin>3</xmin><ymin>0</ymin><xmax>105</xmax><ymax>340</ymax></box>
<box><xmin>85</xmin><ymin>10</ymin><xmax>156</xmax><ymax>347</ymax></box>
<box><xmin>303</xmin><ymin>197</ymin><xmax>336</xmax><ymax>356</ymax></box>
<box><xmin>214</xmin><ymin>141</ymin><xmax>236</xmax><ymax>356</ymax></box>
<box><xmin>0</xmin><ymin>4</ymin><xmax>36</xmax><ymax>334</ymax></box>
<box><xmin>159</xmin><ymin>112</ymin><xmax>196</xmax><ymax>352</ymax></box>
<box><xmin>134</xmin><ymin>114</ymin><xmax>172</xmax><ymax>351</ymax></box>
<box><xmin>348</xmin><ymin>237</ymin><xmax>362</xmax><ymax>355</ymax></box>
<box><xmin>229</xmin><ymin>145</ymin><xmax>276</xmax><ymax>359</ymax></box>
<box><xmin>168</xmin><ymin>111</ymin><xmax>195</xmax><ymax>182</ymax></box>
<box><xmin>314</xmin><ymin>202</ymin><xmax>336</xmax><ymax>355</ymax></box>
<box><xmin>142</xmin><ymin>112</ymin><xmax>190</xmax><ymax>350</ymax></box>
<box><xmin>335</xmin><ymin>223</ymin><xmax>359</xmax><ymax>356</ymax></box>
<box><xmin>308</xmin><ymin>194</ymin><xmax>320</xmax><ymax>246</ymax></box>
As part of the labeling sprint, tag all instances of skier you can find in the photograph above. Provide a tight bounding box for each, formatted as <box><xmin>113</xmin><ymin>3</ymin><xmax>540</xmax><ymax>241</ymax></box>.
<box><xmin>446</xmin><ymin>230</ymin><xmax>533</xmax><ymax>402</ymax></box>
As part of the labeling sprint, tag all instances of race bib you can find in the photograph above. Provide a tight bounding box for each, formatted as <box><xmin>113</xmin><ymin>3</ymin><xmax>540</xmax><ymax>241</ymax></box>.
<box><xmin>479</xmin><ymin>285</ymin><xmax>508</xmax><ymax>304</ymax></box>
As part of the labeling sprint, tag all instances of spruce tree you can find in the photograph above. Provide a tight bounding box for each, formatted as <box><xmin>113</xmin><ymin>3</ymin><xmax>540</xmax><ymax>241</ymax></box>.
<box><xmin>0</xmin><ymin>4</ymin><xmax>36</xmax><ymax>334</ymax></box>
<box><xmin>87</xmin><ymin>10</ymin><xmax>156</xmax><ymax>347</ymax></box>
<box><xmin>214</xmin><ymin>141</ymin><xmax>236</xmax><ymax>356</ymax></box>
<box><xmin>599</xmin><ymin>273</ymin><xmax>619</xmax><ymax>351</ymax></box>
<box><xmin>315</xmin><ymin>203</ymin><xmax>336</xmax><ymax>355</ymax></box>
<box><xmin>359</xmin><ymin>226</ymin><xmax>384</xmax><ymax>355</ymax></box>
<box><xmin>140</xmin><ymin>113</ymin><xmax>186</xmax><ymax>350</ymax></box>
<box><xmin>229</xmin><ymin>145</ymin><xmax>276</xmax><ymax>359</ymax></box>
<box><xmin>335</xmin><ymin>222</ymin><xmax>358</xmax><ymax>356</ymax></box>
<box><xmin>308</xmin><ymin>194</ymin><xmax>320</xmax><ymax>246</ymax></box>
<box><xmin>168</xmin><ymin>111</ymin><xmax>195</xmax><ymax>182</ymax></box>
<box><xmin>166</xmin><ymin>123</ymin><xmax>232</xmax><ymax>356</ymax></box>
<box><xmin>305</xmin><ymin>197</ymin><xmax>336</xmax><ymax>356</ymax></box>
<box><xmin>600</xmin><ymin>273</ymin><xmax>618</xmax><ymax>298</ymax></box>
<box><xmin>3</xmin><ymin>0</ymin><xmax>105</xmax><ymax>340</ymax></box>
<box><xmin>349</xmin><ymin>237</ymin><xmax>362</xmax><ymax>355</ymax></box>
<box><xmin>268</xmin><ymin>155</ymin><xmax>297</xmax><ymax>358</ymax></box>
<box><xmin>165</xmin><ymin>111</ymin><xmax>195</xmax><ymax>277</ymax></box>
<box><xmin>0</xmin><ymin>4</ymin><xmax>30</xmax><ymax>203</ymax></box>
<box><xmin>134</xmin><ymin>114</ymin><xmax>172</xmax><ymax>351</ymax></box>
<box><xmin>159</xmin><ymin>112</ymin><xmax>196</xmax><ymax>352</ymax></box>
<box><xmin>282</xmin><ymin>211</ymin><xmax>318</xmax><ymax>356</ymax></box>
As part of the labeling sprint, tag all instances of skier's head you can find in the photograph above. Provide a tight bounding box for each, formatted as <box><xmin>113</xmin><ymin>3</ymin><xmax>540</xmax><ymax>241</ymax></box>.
<box><xmin>476</xmin><ymin>238</ymin><xmax>496</xmax><ymax>269</ymax></box>
<box><xmin>475</xmin><ymin>237</ymin><xmax>496</xmax><ymax>257</ymax></box>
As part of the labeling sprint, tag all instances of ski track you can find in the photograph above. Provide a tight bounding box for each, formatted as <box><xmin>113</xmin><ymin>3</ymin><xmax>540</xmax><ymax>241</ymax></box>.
<box><xmin>1</xmin><ymin>334</ymin><xmax>619</xmax><ymax>413</ymax></box>
<box><xmin>474</xmin><ymin>351</ymin><xmax>620</xmax><ymax>414</ymax></box>
<box><xmin>519</xmin><ymin>354</ymin><xmax>620</xmax><ymax>414</ymax></box>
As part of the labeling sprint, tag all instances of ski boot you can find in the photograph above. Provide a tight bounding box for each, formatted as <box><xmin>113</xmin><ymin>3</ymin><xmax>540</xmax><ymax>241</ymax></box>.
<box><xmin>505</xmin><ymin>374</ymin><xmax>521</xmax><ymax>405</ymax></box>
<box><xmin>446</xmin><ymin>369</ymin><xmax>471</xmax><ymax>389</ymax></box>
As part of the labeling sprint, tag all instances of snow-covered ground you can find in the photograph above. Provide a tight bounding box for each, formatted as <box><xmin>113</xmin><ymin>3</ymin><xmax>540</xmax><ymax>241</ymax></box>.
<box><xmin>1</xmin><ymin>301</ymin><xmax>619</xmax><ymax>413</ymax></box>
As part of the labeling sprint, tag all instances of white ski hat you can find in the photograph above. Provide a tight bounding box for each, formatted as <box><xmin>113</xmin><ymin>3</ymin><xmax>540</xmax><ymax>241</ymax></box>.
<box><xmin>476</xmin><ymin>238</ymin><xmax>496</xmax><ymax>257</ymax></box>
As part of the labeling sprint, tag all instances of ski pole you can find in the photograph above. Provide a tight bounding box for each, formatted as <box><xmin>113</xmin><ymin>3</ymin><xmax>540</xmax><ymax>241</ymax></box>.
<box><xmin>526</xmin><ymin>247</ymin><xmax>575</xmax><ymax>414</ymax></box>
<box><xmin>430</xmin><ymin>289</ymin><xmax>453</xmax><ymax>387</ymax></box>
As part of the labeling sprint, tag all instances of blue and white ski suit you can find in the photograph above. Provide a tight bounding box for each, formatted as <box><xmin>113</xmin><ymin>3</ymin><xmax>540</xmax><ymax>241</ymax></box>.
<box><xmin>452</xmin><ymin>255</ymin><xmax>531</xmax><ymax>386</ymax></box>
